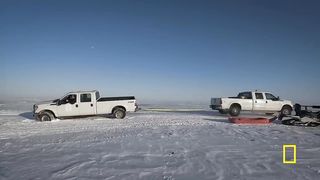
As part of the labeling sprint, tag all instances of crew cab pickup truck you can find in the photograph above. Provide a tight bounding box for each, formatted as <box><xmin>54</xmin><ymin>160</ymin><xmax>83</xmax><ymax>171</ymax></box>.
<box><xmin>210</xmin><ymin>91</ymin><xmax>293</xmax><ymax>116</ymax></box>
<box><xmin>33</xmin><ymin>90</ymin><xmax>138</xmax><ymax>121</ymax></box>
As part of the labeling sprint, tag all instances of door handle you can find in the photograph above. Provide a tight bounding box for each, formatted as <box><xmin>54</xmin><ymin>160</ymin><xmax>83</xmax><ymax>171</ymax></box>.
<box><xmin>90</xmin><ymin>104</ymin><xmax>93</xmax><ymax>107</ymax></box>
<box><xmin>266</xmin><ymin>101</ymin><xmax>268</xmax><ymax>103</ymax></box>
<box><xmin>255</xmin><ymin>101</ymin><xmax>257</xmax><ymax>103</ymax></box>
<box><xmin>76</xmin><ymin>104</ymin><xmax>78</xmax><ymax>108</ymax></box>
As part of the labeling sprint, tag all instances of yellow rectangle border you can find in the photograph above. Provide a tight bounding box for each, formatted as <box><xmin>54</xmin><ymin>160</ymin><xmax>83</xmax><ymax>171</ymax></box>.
<box><xmin>283</xmin><ymin>144</ymin><xmax>296</xmax><ymax>164</ymax></box>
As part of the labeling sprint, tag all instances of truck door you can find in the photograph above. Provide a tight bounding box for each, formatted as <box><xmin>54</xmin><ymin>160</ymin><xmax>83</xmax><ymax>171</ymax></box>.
<box><xmin>78</xmin><ymin>93</ymin><xmax>96</xmax><ymax>116</ymax></box>
<box><xmin>265</xmin><ymin>93</ymin><xmax>282</xmax><ymax>111</ymax></box>
<box><xmin>237</xmin><ymin>92</ymin><xmax>254</xmax><ymax>110</ymax></box>
<box><xmin>56</xmin><ymin>94</ymin><xmax>79</xmax><ymax>117</ymax></box>
<box><xmin>253</xmin><ymin>92</ymin><xmax>266</xmax><ymax>111</ymax></box>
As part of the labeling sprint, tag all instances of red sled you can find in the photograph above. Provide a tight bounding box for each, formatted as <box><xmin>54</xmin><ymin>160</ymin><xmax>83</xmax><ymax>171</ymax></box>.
<box><xmin>229</xmin><ymin>117</ymin><xmax>270</xmax><ymax>124</ymax></box>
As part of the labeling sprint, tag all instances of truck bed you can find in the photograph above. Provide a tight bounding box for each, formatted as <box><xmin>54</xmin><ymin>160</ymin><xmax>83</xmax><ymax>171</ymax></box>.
<box><xmin>97</xmin><ymin>96</ymin><xmax>135</xmax><ymax>101</ymax></box>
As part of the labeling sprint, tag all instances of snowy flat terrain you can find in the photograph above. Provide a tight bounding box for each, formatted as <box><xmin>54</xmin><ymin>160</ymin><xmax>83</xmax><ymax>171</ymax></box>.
<box><xmin>0</xmin><ymin>101</ymin><xmax>320</xmax><ymax>180</ymax></box>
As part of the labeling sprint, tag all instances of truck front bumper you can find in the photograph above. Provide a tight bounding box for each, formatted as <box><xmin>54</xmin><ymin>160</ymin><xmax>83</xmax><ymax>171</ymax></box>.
<box><xmin>210</xmin><ymin>105</ymin><xmax>222</xmax><ymax>110</ymax></box>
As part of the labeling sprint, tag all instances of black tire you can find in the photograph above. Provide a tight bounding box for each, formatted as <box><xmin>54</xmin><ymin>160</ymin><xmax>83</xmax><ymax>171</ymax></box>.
<box><xmin>39</xmin><ymin>111</ymin><xmax>54</xmax><ymax>121</ymax></box>
<box><xmin>219</xmin><ymin>110</ymin><xmax>228</xmax><ymax>114</ymax></box>
<box><xmin>281</xmin><ymin>106</ymin><xmax>292</xmax><ymax>116</ymax></box>
<box><xmin>113</xmin><ymin>108</ymin><xmax>126</xmax><ymax>119</ymax></box>
<box><xmin>229</xmin><ymin>104</ymin><xmax>241</xmax><ymax>116</ymax></box>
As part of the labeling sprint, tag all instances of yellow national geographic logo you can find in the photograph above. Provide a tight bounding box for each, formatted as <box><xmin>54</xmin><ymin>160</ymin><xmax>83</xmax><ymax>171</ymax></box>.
<box><xmin>283</xmin><ymin>144</ymin><xmax>296</xmax><ymax>164</ymax></box>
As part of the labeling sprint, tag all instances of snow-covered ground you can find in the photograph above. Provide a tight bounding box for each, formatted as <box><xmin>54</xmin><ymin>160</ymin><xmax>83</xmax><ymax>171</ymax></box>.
<box><xmin>0</xmin><ymin>101</ymin><xmax>320</xmax><ymax>180</ymax></box>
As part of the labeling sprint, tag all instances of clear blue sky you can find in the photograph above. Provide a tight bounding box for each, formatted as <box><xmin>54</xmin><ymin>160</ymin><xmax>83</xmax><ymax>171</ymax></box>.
<box><xmin>1</xmin><ymin>0</ymin><xmax>319</xmax><ymax>104</ymax></box>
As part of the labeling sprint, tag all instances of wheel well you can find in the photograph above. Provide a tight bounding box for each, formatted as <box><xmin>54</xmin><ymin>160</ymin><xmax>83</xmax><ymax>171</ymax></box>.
<box><xmin>282</xmin><ymin>105</ymin><xmax>292</xmax><ymax>111</ymax></box>
<box><xmin>230</xmin><ymin>103</ymin><xmax>241</xmax><ymax>110</ymax></box>
<box><xmin>112</xmin><ymin>106</ymin><xmax>126</xmax><ymax>113</ymax></box>
<box><xmin>40</xmin><ymin>110</ymin><xmax>56</xmax><ymax>117</ymax></box>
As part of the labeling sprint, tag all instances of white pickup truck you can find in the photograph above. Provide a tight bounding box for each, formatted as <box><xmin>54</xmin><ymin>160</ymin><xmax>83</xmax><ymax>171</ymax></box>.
<box><xmin>33</xmin><ymin>90</ymin><xmax>138</xmax><ymax>121</ymax></box>
<box><xmin>210</xmin><ymin>91</ymin><xmax>293</xmax><ymax>116</ymax></box>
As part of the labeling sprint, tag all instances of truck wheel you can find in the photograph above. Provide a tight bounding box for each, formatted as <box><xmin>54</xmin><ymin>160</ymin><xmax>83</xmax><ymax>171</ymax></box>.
<box><xmin>281</xmin><ymin>106</ymin><xmax>292</xmax><ymax>116</ymax></box>
<box><xmin>113</xmin><ymin>108</ymin><xmax>126</xmax><ymax>119</ymax></box>
<box><xmin>229</xmin><ymin>105</ymin><xmax>240</xmax><ymax>116</ymax></box>
<box><xmin>39</xmin><ymin>111</ymin><xmax>54</xmax><ymax>121</ymax></box>
<box><xmin>219</xmin><ymin>110</ymin><xmax>228</xmax><ymax>114</ymax></box>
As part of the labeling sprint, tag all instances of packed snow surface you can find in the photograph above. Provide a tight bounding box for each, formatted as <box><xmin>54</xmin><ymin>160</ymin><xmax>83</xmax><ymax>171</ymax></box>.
<box><xmin>0</xmin><ymin>101</ymin><xmax>320</xmax><ymax>180</ymax></box>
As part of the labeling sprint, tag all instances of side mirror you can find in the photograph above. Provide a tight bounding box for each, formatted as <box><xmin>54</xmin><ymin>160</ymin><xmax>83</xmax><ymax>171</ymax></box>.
<box><xmin>277</xmin><ymin>96</ymin><xmax>280</xmax><ymax>101</ymax></box>
<box><xmin>57</xmin><ymin>100</ymin><xmax>61</xmax><ymax>105</ymax></box>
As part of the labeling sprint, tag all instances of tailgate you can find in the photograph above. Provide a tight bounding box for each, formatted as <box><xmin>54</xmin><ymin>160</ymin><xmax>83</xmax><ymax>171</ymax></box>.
<box><xmin>211</xmin><ymin>98</ymin><xmax>222</xmax><ymax>105</ymax></box>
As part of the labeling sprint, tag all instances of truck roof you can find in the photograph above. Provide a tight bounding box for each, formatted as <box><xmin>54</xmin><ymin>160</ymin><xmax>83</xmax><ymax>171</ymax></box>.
<box><xmin>69</xmin><ymin>90</ymin><xmax>98</xmax><ymax>94</ymax></box>
<box><xmin>240</xmin><ymin>91</ymin><xmax>271</xmax><ymax>94</ymax></box>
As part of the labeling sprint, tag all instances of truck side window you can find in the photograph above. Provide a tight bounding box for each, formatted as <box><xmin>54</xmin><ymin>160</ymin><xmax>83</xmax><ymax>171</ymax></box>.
<box><xmin>265</xmin><ymin>93</ymin><xmax>277</xmax><ymax>100</ymax></box>
<box><xmin>69</xmin><ymin>94</ymin><xmax>77</xmax><ymax>104</ymax></box>
<box><xmin>95</xmin><ymin>91</ymin><xmax>100</xmax><ymax>100</ymax></box>
<box><xmin>61</xmin><ymin>94</ymin><xmax>77</xmax><ymax>104</ymax></box>
<box><xmin>243</xmin><ymin>92</ymin><xmax>252</xmax><ymax>99</ymax></box>
<box><xmin>80</xmin><ymin>93</ymin><xmax>92</xmax><ymax>102</ymax></box>
<box><xmin>238</xmin><ymin>92</ymin><xmax>252</xmax><ymax>99</ymax></box>
<box><xmin>255</xmin><ymin>93</ymin><xmax>264</xmax><ymax>99</ymax></box>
